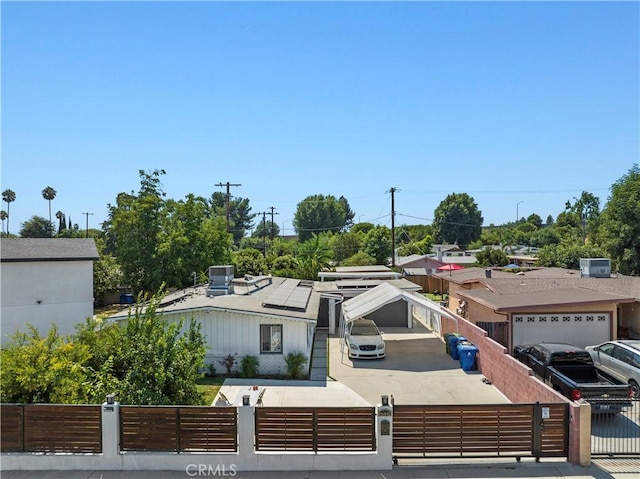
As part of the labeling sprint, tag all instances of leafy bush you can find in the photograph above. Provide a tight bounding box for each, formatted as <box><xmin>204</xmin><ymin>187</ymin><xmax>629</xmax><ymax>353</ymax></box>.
<box><xmin>239</xmin><ymin>355</ymin><xmax>260</xmax><ymax>378</ymax></box>
<box><xmin>218</xmin><ymin>353</ymin><xmax>238</xmax><ymax>376</ymax></box>
<box><xmin>285</xmin><ymin>351</ymin><xmax>308</xmax><ymax>379</ymax></box>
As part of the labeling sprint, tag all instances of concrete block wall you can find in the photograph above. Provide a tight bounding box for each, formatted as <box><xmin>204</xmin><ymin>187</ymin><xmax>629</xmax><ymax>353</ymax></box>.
<box><xmin>440</xmin><ymin>311</ymin><xmax>586</xmax><ymax>465</ymax></box>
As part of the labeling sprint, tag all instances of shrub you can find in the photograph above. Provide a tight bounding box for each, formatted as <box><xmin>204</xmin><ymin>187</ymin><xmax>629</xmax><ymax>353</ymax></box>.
<box><xmin>239</xmin><ymin>355</ymin><xmax>260</xmax><ymax>378</ymax></box>
<box><xmin>218</xmin><ymin>353</ymin><xmax>238</xmax><ymax>376</ymax></box>
<box><xmin>285</xmin><ymin>351</ymin><xmax>308</xmax><ymax>379</ymax></box>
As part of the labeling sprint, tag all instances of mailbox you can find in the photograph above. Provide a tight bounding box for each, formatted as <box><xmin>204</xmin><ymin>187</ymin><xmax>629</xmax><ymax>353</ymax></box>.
<box><xmin>381</xmin><ymin>419</ymin><xmax>391</xmax><ymax>436</ymax></box>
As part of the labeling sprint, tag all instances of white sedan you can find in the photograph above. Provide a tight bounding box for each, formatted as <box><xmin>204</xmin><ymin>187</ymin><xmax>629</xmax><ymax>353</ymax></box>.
<box><xmin>346</xmin><ymin>319</ymin><xmax>386</xmax><ymax>359</ymax></box>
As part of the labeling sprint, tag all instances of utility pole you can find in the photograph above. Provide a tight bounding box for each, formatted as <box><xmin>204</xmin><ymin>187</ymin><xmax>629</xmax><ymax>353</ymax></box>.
<box><xmin>389</xmin><ymin>187</ymin><xmax>397</xmax><ymax>268</ymax></box>
<box><xmin>261</xmin><ymin>212</ymin><xmax>267</xmax><ymax>257</ymax></box>
<box><xmin>82</xmin><ymin>212</ymin><xmax>93</xmax><ymax>238</ymax></box>
<box><xmin>215</xmin><ymin>181</ymin><xmax>241</xmax><ymax>232</ymax></box>
<box><xmin>268</xmin><ymin>206</ymin><xmax>279</xmax><ymax>240</ymax></box>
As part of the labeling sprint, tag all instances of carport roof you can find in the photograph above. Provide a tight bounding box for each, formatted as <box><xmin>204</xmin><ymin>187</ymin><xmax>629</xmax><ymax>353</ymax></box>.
<box><xmin>341</xmin><ymin>282</ymin><xmax>455</xmax><ymax>323</ymax></box>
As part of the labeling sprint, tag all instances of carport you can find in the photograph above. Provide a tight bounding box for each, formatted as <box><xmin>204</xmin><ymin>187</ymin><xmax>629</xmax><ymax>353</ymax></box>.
<box><xmin>338</xmin><ymin>282</ymin><xmax>456</xmax><ymax>357</ymax></box>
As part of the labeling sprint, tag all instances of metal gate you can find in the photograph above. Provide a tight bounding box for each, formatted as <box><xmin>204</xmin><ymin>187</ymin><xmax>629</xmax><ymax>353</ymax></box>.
<box><xmin>591</xmin><ymin>399</ymin><xmax>640</xmax><ymax>457</ymax></box>
<box><xmin>393</xmin><ymin>403</ymin><xmax>568</xmax><ymax>460</ymax></box>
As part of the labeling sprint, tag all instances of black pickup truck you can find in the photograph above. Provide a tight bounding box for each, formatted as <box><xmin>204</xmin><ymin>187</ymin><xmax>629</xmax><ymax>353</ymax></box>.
<box><xmin>514</xmin><ymin>343</ymin><xmax>632</xmax><ymax>414</ymax></box>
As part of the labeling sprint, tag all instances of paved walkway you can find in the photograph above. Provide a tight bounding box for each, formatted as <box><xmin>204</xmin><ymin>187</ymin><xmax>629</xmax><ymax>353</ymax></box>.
<box><xmin>2</xmin><ymin>458</ymin><xmax>637</xmax><ymax>478</ymax></box>
<box><xmin>309</xmin><ymin>327</ymin><xmax>328</xmax><ymax>381</ymax></box>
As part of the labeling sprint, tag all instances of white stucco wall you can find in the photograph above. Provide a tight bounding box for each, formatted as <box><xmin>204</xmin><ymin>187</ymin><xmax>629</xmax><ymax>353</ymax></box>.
<box><xmin>161</xmin><ymin>309</ymin><xmax>314</xmax><ymax>375</ymax></box>
<box><xmin>1</xmin><ymin>261</ymin><xmax>94</xmax><ymax>344</ymax></box>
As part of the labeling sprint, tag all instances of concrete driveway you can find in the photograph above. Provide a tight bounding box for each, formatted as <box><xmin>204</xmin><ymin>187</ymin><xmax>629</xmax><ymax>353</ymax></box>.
<box><xmin>328</xmin><ymin>323</ymin><xmax>510</xmax><ymax>406</ymax></box>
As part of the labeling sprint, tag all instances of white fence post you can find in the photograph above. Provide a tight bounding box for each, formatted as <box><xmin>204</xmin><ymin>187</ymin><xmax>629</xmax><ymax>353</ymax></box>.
<box><xmin>101</xmin><ymin>398</ymin><xmax>121</xmax><ymax>468</ymax></box>
<box><xmin>377</xmin><ymin>396</ymin><xmax>393</xmax><ymax>469</ymax></box>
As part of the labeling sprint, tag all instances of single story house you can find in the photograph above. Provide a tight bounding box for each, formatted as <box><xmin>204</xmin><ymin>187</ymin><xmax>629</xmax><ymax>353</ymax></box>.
<box><xmin>0</xmin><ymin>238</ymin><xmax>99</xmax><ymax>345</ymax></box>
<box><xmin>433</xmin><ymin>266</ymin><xmax>640</xmax><ymax>351</ymax></box>
<box><xmin>109</xmin><ymin>273</ymin><xmax>320</xmax><ymax>376</ymax></box>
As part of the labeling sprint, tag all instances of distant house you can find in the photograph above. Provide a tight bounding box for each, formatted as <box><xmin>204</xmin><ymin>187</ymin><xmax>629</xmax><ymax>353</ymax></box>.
<box><xmin>0</xmin><ymin>238</ymin><xmax>99</xmax><ymax>345</ymax></box>
<box><xmin>433</xmin><ymin>266</ymin><xmax>640</xmax><ymax>350</ymax></box>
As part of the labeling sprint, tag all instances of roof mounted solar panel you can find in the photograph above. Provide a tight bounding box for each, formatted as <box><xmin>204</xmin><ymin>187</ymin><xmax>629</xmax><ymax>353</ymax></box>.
<box><xmin>263</xmin><ymin>278</ymin><xmax>311</xmax><ymax>310</ymax></box>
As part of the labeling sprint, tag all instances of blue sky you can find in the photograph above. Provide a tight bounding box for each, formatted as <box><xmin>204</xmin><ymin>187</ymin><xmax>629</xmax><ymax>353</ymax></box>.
<box><xmin>2</xmin><ymin>1</ymin><xmax>638</xmax><ymax>235</ymax></box>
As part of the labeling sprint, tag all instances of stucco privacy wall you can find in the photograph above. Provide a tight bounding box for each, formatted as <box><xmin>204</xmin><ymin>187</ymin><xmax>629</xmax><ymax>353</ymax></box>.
<box><xmin>1</xmin><ymin>402</ymin><xmax>394</xmax><ymax>472</ymax></box>
<box><xmin>439</xmin><ymin>312</ymin><xmax>589</xmax><ymax>465</ymax></box>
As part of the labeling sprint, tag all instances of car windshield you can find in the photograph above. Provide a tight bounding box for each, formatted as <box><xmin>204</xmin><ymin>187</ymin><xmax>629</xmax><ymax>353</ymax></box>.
<box><xmin>350</xmin><ymin>324</ymin><xmax>380</xmax><ymax>336</ymax></box>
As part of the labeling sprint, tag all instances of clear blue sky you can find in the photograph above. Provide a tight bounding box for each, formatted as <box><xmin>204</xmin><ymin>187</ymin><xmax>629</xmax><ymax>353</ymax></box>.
<box><xmin>2</xmin><ymin>1</ymin><xmax>638</xmax><ymax>235</ymax></box>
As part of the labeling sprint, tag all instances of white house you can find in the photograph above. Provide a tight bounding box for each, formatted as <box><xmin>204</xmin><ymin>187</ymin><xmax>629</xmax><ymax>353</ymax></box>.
<box><xmin>109</xmin><ymin>274</ymin><xmax>320</xmax><ymax>376</ymax></box>
<box><xmin>0</xmin><ymin>238</ymin><xmax>99</xmax><ymax>345</ymax></box>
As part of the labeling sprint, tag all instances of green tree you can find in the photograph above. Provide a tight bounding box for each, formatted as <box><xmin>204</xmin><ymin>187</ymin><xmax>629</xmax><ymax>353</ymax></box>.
<box><xmin>293</xmin><ymin>194</ymin><xmax>351</xmax><ymax>242</ymax></box>
<box><xmin>536</xmin><ymin>241</ymin><xmax>606</xmax><ymax>269</ymax></box>
<box><xmin>475</xmin><ymin>247</ymin><xmax>509</xmax><ymax>267</ymax></box>
<box><xmin>364</xmin><ymin>225</ymin><xmax>392</xmax><ymax>265</ymax></box>
<box><xmin>342</xmin><ymin>251</ymin><xmax>376</xmax><ymax>266</ymax></box>
<box><xmin>253</xmin><ymin>219</ymin><xmax>280</xmax><ymax>239</ymax></box>
<box><xmin>597</xmin><ymin>165</ymin><xmax>640</xmax><ymax>275</ymax></box>
<box><xmin>41</xmin><ymin>186</ymin><xmax>57</xmax><ymax>235</ymax></box>
<box><xmin>0</xmin><ymin>325</ymin><xmax>92</xmax><ymax>404</ymax></box>
<box><xmin>270</xmin><ymin>254</ymin><xmax>299</xmax><ymax>277</ymax></box>
<box><xmin>105</xmin><ymin>170</ymin><xmax>166</xmax><ymax>293</ymax></box>
<box><xmin>526</xmin><ymin>214</ymin><xmax>543</xmax><ymax>229</ymax></box>
<box><xmin>295</xmin><ymin>234</ymin><xmax>332</xmax><ymax>280</ymax></box>
<box><xmin>351</xmin><ymin>222</ymin><xmax>375</xmax><ymax>235</ymax></box>
<box><xmin>55</xmin><ymin>210</ymin><xmax>66</xmax><ymax>234</ymax></box>
<box><xmin>158</xmin><ymin>195</ymin><xmax>232</xmax><ymax>289</ymax></box>
<box><xmin>209</xmin><ymin>192</ymin><xmax>257</xmax><ymax>245</ymax></box>
<box><xmin>0</xmin><ymin>210</ymin><xmax>7</xmax><ymax>235</ymax></box>
<box><xmin>19</xmin><ymin>215</ymin><xmax>54</xmax><ymax>238</ymax></box>
<box><xmin>432</xmin><ymin>193</ymin><xmax>483</xmax><ymax>247</ymax></box>
<box><xmin>2</xmin><ymin>188</ymin><xmax>16</xmax><ymax>235</ymax></box>
<box><xmin>233</xmin><ymin>248</ymin><xmax>268</xmax><ymax>277</ymax></box>
<box><xmin>111</xmin><ymin>291</ymin><xmax>206</xmax><ymax>405</ymax></box>
<box><xmin>93</xmin><ymin>237</ymin><xmax>123</xmax><ymax>307</ymax></box>
<box><xmin>332</xmin><ymin>231</ymin><xmax>362</xmax><ymax>262</ymax></box>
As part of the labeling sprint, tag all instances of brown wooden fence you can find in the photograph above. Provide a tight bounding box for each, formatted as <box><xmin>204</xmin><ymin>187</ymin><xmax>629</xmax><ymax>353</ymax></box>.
<box><xmin>393</xmin><ymin>403</ymin><xmax>567</xmax><ymax>459</ymax></box>
<box><xmin>120</xmin><ymin>406</ymin><xmax>237</xmax><ymax>452</ymax></box>
<box><xmin>0</xmin><ymin>404</ymin><xmax>102</xmax><ymax>453</ymax></box>
<box><xmin>255</xmin><ymin>407</ymin><xmax>376</xmax><ymax>452</ymax></box>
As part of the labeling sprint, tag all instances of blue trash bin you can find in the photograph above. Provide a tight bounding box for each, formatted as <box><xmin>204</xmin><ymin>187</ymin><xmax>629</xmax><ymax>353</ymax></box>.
<box><xmin>449</xmin><ymin>335</ymin><xmax>467</xmax><ymax>360</ymax></box>
<box><xmin>458</xmin><ymin>344</ymin><xmax>479</xmax><ymax>371</ymax></box>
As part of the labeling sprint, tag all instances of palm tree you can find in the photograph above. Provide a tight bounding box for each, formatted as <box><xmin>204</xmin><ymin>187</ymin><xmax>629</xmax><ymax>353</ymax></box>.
<box><xmin>2</xmin><ymin>189</ymin><xmax>16</xmax><ymax>235</ymax></box>
<box><xmin>55</xmin><ymin>210</ymin><xmax>65</xmax><ymax>234</ymax></box>
<box><xmin>41</xmin><ymin>186</ymin><xmax>57</xmax><ymax>236</ymax></box>
<box><xmin>0</xmin><ymin>210</ymin><xmax>7</xmax><ymax>235</ymax></box>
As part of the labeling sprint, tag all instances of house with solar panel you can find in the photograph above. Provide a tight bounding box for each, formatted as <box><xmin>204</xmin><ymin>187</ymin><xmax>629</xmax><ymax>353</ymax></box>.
<box><xmin>109</xmin><ymin>266</ymin><xmax>320</xmax><ymax>376</ymax></box>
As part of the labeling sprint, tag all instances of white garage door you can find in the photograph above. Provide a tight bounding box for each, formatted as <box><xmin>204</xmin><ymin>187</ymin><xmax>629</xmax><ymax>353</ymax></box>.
<box><xmin>513</xmin><ymin>313</ymin><xmax>610</xmax><ymax>349</ymax></box>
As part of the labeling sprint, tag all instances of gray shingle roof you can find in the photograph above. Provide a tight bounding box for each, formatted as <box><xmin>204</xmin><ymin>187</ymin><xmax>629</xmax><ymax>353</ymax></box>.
<box><xmin>1</xmin><ymin>238</ymin><xmax>99</xmax><ymax>262</ymax></box>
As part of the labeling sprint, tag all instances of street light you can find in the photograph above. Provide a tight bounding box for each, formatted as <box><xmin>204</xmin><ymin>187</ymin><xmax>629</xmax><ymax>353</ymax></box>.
<box><xmin>516</xmin><ymin>201</ymin><xmax>524</xmax><ymax>223</ymax></box>
<box><xmin>358</xmin><ymin>214</ymin><xmax>365</xmax><ymax>223</ymax></box>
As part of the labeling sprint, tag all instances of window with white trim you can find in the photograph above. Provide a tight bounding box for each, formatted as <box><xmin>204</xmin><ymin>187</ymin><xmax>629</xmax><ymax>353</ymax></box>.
<box><xmin>260</xmin><ymin>324</ymin><xmax>282</xmax><ymax>353</ymax></box>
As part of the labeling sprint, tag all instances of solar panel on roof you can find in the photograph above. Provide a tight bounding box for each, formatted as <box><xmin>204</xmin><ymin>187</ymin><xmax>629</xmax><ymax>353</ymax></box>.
<box><xmin>263</xmin><ymin>279</ymin><xmax>312</xmax><ymax>310</ymax></box>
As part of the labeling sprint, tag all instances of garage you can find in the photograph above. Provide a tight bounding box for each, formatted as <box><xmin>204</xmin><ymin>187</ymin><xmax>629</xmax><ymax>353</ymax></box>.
<box><xmin>512</xmin><ymin>312</ymin><xmax>611</xmax><ymax>349</ymax></box>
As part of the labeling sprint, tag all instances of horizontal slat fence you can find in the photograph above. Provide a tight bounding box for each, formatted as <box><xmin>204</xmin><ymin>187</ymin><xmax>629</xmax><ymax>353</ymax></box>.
<box><xmin>255</xmin><ymin>407</ymin><xmax>376</xmax><ymax>452</ymax></box>
<box><xmin>393</xmin><ymin>403</ymin><xmax>567</xmax><ymax>459</ymax></box>
<box><xmin>120</xmin><ymin>406</ymin><xmax>237</xmax><ymax>452</ymax></box>
<box><xmin>1</xmin><ymin>404</ymin><xmax>101</xmax><ymax>453</ymax></box>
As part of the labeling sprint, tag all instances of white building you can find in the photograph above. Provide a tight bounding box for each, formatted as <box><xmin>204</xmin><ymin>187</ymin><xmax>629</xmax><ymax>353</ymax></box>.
<box><xmin>109</xmin><ymin>274</ymin><xmax>319</xmax><ymax>376</ymax></box>
<box><xmin>0</xmin><ymin>238</ymin><xmax>99</xmax><ymax>345</ymax></box>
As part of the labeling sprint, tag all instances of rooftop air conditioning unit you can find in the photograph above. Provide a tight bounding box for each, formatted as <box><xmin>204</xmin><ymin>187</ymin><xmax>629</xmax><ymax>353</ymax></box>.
<box><xmin>207</xmin><ymin>265</ymin><xmax>235</xmax><ymax>297</ymax></box>
<box><xmin>579</xmin><ymin>258</ymin><xmax>611</xmax><ymax>278</ymax></box>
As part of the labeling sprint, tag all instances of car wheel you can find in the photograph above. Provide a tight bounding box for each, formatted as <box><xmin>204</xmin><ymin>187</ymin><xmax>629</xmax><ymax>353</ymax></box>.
<box><xmin>630</xmin><ymin>380</ymin><xmax>639</xmax><ymax>399</ymax></box>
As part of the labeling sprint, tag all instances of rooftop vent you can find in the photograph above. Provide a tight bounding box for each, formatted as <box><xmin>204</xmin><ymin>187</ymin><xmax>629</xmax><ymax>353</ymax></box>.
<box><xmin>206</xmin><ymin>265</ymin><xmax>235</xmax><ymax>297</ymax></box>
<box><xmin>579</xmin><ymin>258</ymin><xmax>611</xmax><ymax>278</ymax></box>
